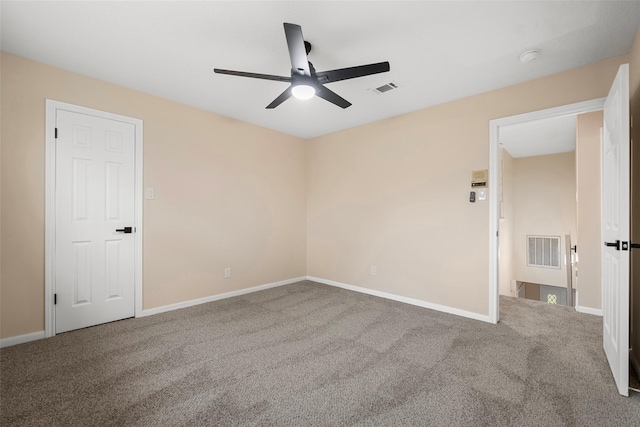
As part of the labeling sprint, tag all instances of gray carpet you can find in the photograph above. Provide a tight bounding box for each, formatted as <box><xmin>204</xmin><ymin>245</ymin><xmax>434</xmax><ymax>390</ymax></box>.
<box><xmin>1</xmin><ymin>280</ymin><xmax>639</xmax><ymax>426</ymax></box>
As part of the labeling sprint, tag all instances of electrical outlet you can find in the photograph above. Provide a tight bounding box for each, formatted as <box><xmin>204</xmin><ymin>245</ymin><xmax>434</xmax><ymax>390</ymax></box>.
<box><xmin>370</xmin><ymin>265</ymin><xmax>377</xmax><ymax>276</ymax></box>
<box><xmin>224</xmin><ymin>267</ymin><xmax>231</xmax><ymax>278</ymax></box>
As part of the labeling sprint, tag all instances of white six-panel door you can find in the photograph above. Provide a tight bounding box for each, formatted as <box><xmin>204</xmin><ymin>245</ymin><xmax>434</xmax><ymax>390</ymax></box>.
<box><xmin>55</xmin><ymin>110</ymin><xmax>136</xmax><ymax>333</ymax></box>
<box><xmin>602</xmin><ymin>63</ymin><xmax>630</xmax><ymax>396</ymax></box>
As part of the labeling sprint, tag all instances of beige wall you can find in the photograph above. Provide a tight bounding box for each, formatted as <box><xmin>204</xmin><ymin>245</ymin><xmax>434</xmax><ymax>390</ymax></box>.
<box><xmin>576</xmin><ymin>111</ymin><xmax>603</xmax><ymax>310</ymax></box>
<box><xmin>307</xmin><ymin>54</ymin><xmax>627</xmax><ymax>316</ymax></box>
<box><xmin>511</xmin><ymin>152</ymin><xmax>576</xmax><ymax>288</ymax></box>
<box><xmin>498</xmin><ymin>148</ymin><xmax>515</xmax><ymax>296</ymax></box>
<box><xmin>0</xmin><ymin>53</ymin><xmax>307</xmax><ymax>339</ymax></box>
<box><xmin>0</xmin><ymin>47</ymin><xmax>632</xmax><ymax>339</ymax></box>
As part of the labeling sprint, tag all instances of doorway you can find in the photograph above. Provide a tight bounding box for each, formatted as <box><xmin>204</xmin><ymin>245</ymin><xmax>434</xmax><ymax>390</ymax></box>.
<box><xmin>488</xmin><ymin>98</ymin><xmax>605</xmax><ymax>324</ymax></box>
<box><xmin>498</xmin><ymin>114</ymin><xmax>579</xmax><ymax>308</ymax></box>
<box><xmin>45</xmin><ymin>100</ymin><xmax>144</xmax><ymax>337</ymax></box>
<box><xmin>489</xmin><ymin>63</ymin><xmax>632</xmax><ymax>396</ymax></box>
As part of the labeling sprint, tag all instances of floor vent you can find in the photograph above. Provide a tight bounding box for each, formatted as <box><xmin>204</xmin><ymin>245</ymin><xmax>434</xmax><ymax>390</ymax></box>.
<box><xmin>371</xmin><ymin>81</ymin><xmax>399</xmax><ymax>94</ymax></box>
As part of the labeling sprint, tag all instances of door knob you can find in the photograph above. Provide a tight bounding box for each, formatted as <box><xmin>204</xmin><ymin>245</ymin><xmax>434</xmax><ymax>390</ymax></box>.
<box><xmin>604</xmin><ymin>240</ymin><xmax>620</xmax><ymax>250</ymax></box>
<box><xmin>116</xmin><ymin>227</ymin><xmax>133</xmax><ymax>234</ymax></box>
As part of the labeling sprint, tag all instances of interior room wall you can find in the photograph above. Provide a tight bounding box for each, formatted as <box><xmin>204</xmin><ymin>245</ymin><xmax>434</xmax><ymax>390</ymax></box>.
<box><xmin>499</xmin><ymin>148</ymin><xmax>515</xmax><ymax>296</ymax></box>
<box><xmin>575</xmin><ymin>111</ymin><xmax>604</xmax><ymax>311</ymax></box>
<box><xmin>629</xmin><ymin>27</ymin><xmax>640</xmax><ymax>378</ymax></box>
<box><xmin>0</xmin><ymin>49</ymin><xmax>631</xmax><ymax>339</ymax></box>
<box><xmin>0</xmin><ymin>53</ymin><xmax>307</xmax><ymax>339</ymax></box>
<box><xmin>306</xmin><ymin>54</ymin><xmax>626</xmax><ymax>317</ymax></box>
<box><xmin>511</xmin><ymin>152</ymin><xmax>576</xmax><ymax>288</ymax></box>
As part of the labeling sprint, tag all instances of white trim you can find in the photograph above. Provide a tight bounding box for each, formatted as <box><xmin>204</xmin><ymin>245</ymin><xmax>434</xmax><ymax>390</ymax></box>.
<box><xmin>45</xmin><ymin>100</ymin><xmax>144</xmax><ymax>337</ymax></box>
<box><xmin>600</xmin><ymin>126</ymin><xmax>605</xmax><ymax>322</ymax></box>
<box><xmin>45</xmin><ymin>103</ymin><xmax>56</xmax><ymax>338</ymax></box>
<box><xmin>141</xmin><ymin>277</ymin><xmax>307</xmax><ymax>317</ymax></box>
<box><xmin>489</xmin><ymin>98</ymin><xmax>606</xmax><ymax>324</ymax></box>
<box><xmin>0</xmin><ymin>331</ymin><xmax>46</xmax><ymax>348</ymax></box>
<box><xmin>2</xmin><ymin>276</ymin><xmax>489</xmax><ymax>345</ymax></box>
<box><xmin>134</xmin><ymin>116</ymin><xmax>144</xmax><ymax>318</ymax></box>
<box><xmin>489</xmin><ymin>120</ymin><xmax>499</xmax><ymax>324</ymax></box>
<box><xmin>576</xmin><ymin>306</ymin><xmax>603</xmax><ymax>316</ymax></box>
<box><xmin>307</xmin><ymin>276</ymin><xmax>492</xmax><ymax>323</ymax></box>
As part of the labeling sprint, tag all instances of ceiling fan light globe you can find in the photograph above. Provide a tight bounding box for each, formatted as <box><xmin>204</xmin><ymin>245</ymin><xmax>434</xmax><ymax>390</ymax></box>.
<box><xmin>292</xmin><ymin>84</ymin><xmax>316</xmax><ymax>100</ymax></box>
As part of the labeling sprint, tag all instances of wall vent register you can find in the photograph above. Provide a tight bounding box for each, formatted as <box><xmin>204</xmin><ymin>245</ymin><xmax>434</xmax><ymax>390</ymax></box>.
<box><xmin>527</xmin><ymin>235</ymin><xmax>560</xmax><ymax>269</ymax></box>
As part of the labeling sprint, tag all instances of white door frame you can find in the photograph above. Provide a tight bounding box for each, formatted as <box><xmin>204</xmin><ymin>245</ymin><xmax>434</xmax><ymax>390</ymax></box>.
<box><xmin>45</xmin><ymin>100</ymin><xmax>143</xmax><ymax>337</ymax></box>
<box><xmin>488</xmin><ymin>98</ymin><xmax>605</xmax><ymax>323</ymax></box>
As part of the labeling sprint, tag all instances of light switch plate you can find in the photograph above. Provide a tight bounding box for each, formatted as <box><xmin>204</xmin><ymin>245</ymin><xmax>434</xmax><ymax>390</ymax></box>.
<box><xmin>478</xmin><ymin>189</ymin><xmax>486</xmax><ymax>201</ymax></box>
<box><xmin>145</xmin><ymin>188</ymin><xmax>155</xmax><ymax>199</ymax></box>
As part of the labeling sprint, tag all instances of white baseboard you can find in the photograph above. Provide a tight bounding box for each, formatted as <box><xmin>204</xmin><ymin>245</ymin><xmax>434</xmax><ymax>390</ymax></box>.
<box><xmin>576</xmin><ymin>305</ymin><xmax>603</xmax><ymax>316</ymax></box>
<box><xmin>0</xmin><ymin>331</ymin><xmax>46</xmax><ymax>348</ymax></box>
<box><xmin>306</xmin><ymin>276</ymin><xmax>492</xmax><ymax>323</ymax></box>
<box><xmin>0</xmin><ymin>276</ymin><xmax>496</xmax><ymax>346</ymax></box>
<box><xmin>141</xmin><ymin>276</ymin><xmax>307</xmax><ymax>317</ymax></box>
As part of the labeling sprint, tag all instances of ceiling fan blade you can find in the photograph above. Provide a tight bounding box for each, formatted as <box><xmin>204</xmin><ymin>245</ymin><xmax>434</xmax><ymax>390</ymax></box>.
<box><xmin>283</xmin><ymin>23</ymin><xmax>311</xmax><ymax>76</ymax></box>
<box><xmin>266</xmin><ymin>86</ymin><xmax>293</xmax><ymax>109</ymax></box>
<box><xmin>315</xmin><ymin>61</ymin><xmax>390</xmax><ymax>83</ymax></box>
<box><xmin>316</xmin><ymin>85</ymin><xmax>352</xmax><ymax>109</ymax></box>
<box><xmin>214</xmin><ymin>68</ymin><xmax>291</xmax><ymax>82</ymax></box>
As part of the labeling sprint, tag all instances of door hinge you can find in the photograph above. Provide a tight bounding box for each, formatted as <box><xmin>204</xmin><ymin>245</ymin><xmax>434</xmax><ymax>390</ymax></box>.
<box><xmin>54</xmin><ymin>293</ymin><xmax>57</xmax><ymax>305</ymax></box>
<box><xmin>55</xmin><ymin>128</ymin><xmax>58</xmax><ymax>139</ymax></box>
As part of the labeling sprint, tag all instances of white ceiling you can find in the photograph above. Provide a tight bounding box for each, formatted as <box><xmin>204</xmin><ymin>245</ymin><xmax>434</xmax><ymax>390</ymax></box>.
<box><xmin>2</xmin><ymin>1</ymin><xmax>639</xmax><ymax>139</ymax></box>
<box><xmin>499</xmin><ymin>114</ymin><xmax>577</xmax><ymax>158</ymax></box>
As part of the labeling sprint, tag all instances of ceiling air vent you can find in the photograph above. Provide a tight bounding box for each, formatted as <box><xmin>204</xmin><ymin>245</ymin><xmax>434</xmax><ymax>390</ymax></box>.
<box><xmin>370</xmin><ymin>81</ymin><xmax>399</xmax><ymax>95</ymax></box>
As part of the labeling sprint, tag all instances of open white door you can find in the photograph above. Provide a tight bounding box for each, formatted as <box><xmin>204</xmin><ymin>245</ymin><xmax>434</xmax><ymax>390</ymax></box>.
<box><xmin>602</xmin><ymin>63</ymin><xmax>630</xmax><ymax>396</ymax></box>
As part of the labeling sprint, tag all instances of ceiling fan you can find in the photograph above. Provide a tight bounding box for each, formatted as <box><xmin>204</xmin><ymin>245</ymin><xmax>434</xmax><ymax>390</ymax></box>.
<box><xmin>214</xmin><ymin>23</ymin><xmax>390</xmax><ymax>109</ymax></box>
